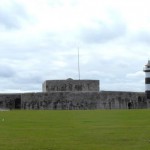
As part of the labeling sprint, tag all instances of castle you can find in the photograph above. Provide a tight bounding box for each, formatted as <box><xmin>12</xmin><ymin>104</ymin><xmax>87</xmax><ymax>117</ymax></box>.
<box><xmin>0</xmin><ymin>61</ymin><xmax>150</xmax><ymax>110</ymax></box>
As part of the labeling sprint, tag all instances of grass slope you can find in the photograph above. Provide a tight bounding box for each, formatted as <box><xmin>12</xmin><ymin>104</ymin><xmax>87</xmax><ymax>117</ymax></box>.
<box><xmin>0</xmin><ymin>110</ymin><xmax>150</xmax><ymax>150</ymax></box>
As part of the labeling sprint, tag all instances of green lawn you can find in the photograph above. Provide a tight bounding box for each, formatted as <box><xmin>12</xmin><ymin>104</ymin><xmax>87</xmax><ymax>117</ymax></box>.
<box><xmin>0</xmin><ymin>109</ymin><xmax>150</xmax><ymax>150</ymax></box>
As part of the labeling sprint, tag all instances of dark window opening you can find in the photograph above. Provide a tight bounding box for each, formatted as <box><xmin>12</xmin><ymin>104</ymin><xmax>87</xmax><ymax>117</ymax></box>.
<box><xmin>147</xmin><ymin>94</ymin><xmax>150</xmax><ymax>99</ymax></box>
<box><xmin>146</xmin><ymin>91</ymin><xmax>150</xmax><ymax>99</ymax></box>
<box><xmin>15</xmin><ymin>98</ymin><xmax>21</xmax><ymax>109</ymax></box>
<box><xmin>145</xmin><ymin>78</ymin><xmax>150</xmax><ymax>84</ymax></box>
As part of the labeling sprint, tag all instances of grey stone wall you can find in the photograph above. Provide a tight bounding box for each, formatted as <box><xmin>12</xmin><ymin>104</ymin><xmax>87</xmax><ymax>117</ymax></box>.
<box><xmin>21</xmin><ymin>92</ymin><xmax>99</xmax><ymax>110</ymax></box>
<box><xmin>42</xmin><ymin>80</ymin><xmax>99</xmax><ymax>92</ymax></box>
<box><xmin>21</xmin><ymin>91</ymin><xmax>146</xmax><ymax>110</ymax></box>
<box><xmin>0</xmin><ymin>94</ymin><xmax>21</xmax><ymax>109</ymax></box>
<box><xmin>98</xmin><ymin>91</ymin><xmax>146</xmax><ymax>109</ymax></box>
<box><xmin>0</xmin><ymin>91</ymin><xmax>146</xmax><ymax>110</ymax></box>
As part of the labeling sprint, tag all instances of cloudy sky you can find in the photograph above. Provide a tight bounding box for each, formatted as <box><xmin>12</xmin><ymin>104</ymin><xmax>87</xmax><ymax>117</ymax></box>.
<box><xmin>0</xmin><ymin>0</ymin><xmax>149</xmax><ymax>93</ymax></box>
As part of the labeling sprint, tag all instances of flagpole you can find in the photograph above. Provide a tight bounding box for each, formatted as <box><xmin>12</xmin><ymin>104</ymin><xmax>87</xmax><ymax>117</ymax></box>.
<box><xmin>78</xmin><ymin>47</ymin><xmax>80</xmax><ymax>80</ymax></box>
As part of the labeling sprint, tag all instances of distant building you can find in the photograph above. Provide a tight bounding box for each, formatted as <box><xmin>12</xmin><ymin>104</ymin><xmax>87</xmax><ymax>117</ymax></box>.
<box><xmin>0</xmin><ymin>61</ymin><xmax>149</xmax><ymax>110</ymax></box>
<box><xmin>143</xmin><ymin>60</ymin><xmax>150</xmax><ymax>99</ymax></box>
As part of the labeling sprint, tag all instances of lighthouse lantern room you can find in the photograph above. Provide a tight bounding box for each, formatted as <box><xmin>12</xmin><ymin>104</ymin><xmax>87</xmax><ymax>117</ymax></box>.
<box><xmin>144</xmin><ymin>60</ymin><xmax>150</xmax><ymax>99</ymax></box>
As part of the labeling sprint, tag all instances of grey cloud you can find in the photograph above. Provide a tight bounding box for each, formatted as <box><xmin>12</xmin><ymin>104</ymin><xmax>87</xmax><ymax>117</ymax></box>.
<box><xmin>16</xmin><ymin>76</ymin><xmax>44</xmax><ymax>85</ymax></box>
<box><xmin>0</xmin><ymin>1</ymin><xmax>29</xmax><ymax>29</ymax></box>
<box><xmin>8</xmin><ymin>71</ymin><xmax>45</xmax><ymax>92</ymax></box>
<box><xmin>0</xmin><ymin>65</ymin><xmax>15</xmax><ymax>78</ymax></box>
<box><xmin>78</xmin><ymin>10</ymin><xmax>127</xmax><ymax>44</ymax></box>
<box><xmin>79</xmin><ymin>21</ymin><xmax>126</xmax><ymax>44</ymax></box>
<box><xmin>0</xmin><ymin>2</ymin><xmax>145</xmax><ymax>93</ymax></box>
<box><xmin>74</xmin><ymin>54</ymin><xmax>144</xmax><ymax>91</ymax></box>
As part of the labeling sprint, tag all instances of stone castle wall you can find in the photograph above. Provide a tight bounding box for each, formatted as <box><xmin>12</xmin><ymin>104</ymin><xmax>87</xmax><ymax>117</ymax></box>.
<box><xmin>0</xmin><ymin>91</ymin><xmax>147</xmax><ymax>110</ymax></box>
<box><xmin>0</xmin><ymin>94</ymin><xmax>21</xmax><ymax>109</ymax></box>
<box><xmin>0</xmin><ymin>79</ymin><xmax>148</xmax><ymax>110</ymax></box>
<box><xmin>99</xmin><ymin>91</ymin><xmax>146</xmax><ymax>109</ymax></box>
<box><xmin>20</xmin><ymin>91</ymin><xmax>146</xmax><ymax>110</ymax></box>
<box><xmin>21</xmin><ymin>92</ymin><xmax>99</xmax><ymax>110</ymax></box>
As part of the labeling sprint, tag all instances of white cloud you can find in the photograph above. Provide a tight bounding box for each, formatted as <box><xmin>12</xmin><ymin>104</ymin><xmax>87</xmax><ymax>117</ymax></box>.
<box><xmin>0</xmin><ymin>0</ymin><xmax>148</xmax><ymax>93</ymax></box>
<box><xmin>126</xmin><ymin>71</ymin><xmax>144</xmax><ymax>78</ymax></box>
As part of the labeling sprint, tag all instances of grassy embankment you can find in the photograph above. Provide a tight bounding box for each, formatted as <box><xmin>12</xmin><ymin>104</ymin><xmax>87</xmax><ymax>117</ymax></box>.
<box><xmin>0</xmin><ymin>109</ymin><xmax>150</xmax><ymax>150</ymax></box>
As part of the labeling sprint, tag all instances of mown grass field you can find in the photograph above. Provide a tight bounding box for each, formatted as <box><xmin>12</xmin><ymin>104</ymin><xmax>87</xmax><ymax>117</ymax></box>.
<box><xmin>0</xmin><ymin>109</ymin><xmax>150</xmax><ymax>150</ymax></box>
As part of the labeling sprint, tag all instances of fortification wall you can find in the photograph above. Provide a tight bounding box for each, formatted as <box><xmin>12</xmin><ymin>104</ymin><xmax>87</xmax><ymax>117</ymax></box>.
<box><xmin>21</xmin><ymin>91</ymin><xmax>146</xmax><ymax>110</ymax></box>
<box><xmin>42</xmin><ymin>80</ymin><xmax>99</xmax><ymax>92</ymax></box>
<box><xmin>98</xmin><ymin>91</ymin><xmax>146</xmax><ymax>109</ymax></box>
<box><xmin>0</xmin><ymin>91</ymin><xmax>146</xmax><ymax>110</ymax></box>
<box><xmin>21</xmin><ymin>92</ymin><xmax>99</xmax><ymax>110</ymax></box>
<box><xmin>0</xmin><ymin>94</ymin><xmax>21</xmax><ymax>110</ymax></box>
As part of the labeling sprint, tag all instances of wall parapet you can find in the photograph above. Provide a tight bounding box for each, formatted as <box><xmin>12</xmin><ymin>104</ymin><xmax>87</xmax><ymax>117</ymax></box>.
<box><xmin>42</xmin><ymin>80</ymin><xmax>100</xmax><ymax>92</ymax></box>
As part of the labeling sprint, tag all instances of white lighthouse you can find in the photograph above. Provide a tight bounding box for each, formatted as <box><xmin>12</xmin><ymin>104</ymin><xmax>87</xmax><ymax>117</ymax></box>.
<box><xmin>143</xmin><ymin>60</ymin><xmax>150</xmax><ymax>99</ymax></box>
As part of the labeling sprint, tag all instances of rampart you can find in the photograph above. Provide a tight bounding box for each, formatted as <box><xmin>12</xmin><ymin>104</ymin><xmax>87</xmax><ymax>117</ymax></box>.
<box><xmin>20</xmin><ymin>91</ymin><xmax>146</xmax><ymax>110</ymax></box>
<box><xmin>0</xmin><ymin>94</ymin><xmax>21</xmax><ymax>109</ymax></box>
<box><xmin>0</xmin><ymin>79</ymin><xmax>148</xmax><ymax>110</ymax></box>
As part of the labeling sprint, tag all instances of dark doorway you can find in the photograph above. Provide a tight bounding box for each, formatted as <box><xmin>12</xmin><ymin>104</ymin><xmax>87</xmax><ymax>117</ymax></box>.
<box><xmin>15</xmin><ymin>98</ymin><xmax>21</xmax><ymax>109</ymax></box>
<box><xmin>128</xmin><ymin>102</ymin><xmax>133</xmax><ymax>109</ymax></box>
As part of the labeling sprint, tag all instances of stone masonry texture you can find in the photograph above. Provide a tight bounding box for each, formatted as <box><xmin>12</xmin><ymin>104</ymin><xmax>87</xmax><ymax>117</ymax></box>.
<box><xmin>20</xmin><ymin>91</ymin><xmax>146</xmax><ymax>110</ymax></box>
<box><xmin>0</xmin><ymin>79</ymin><xmax>148</xmax><ymax>110</ymax></box>
<box><xmin>42</xmin><ymin>80</ymin><xmax>99</xmax><ymax>92</ymax></box>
